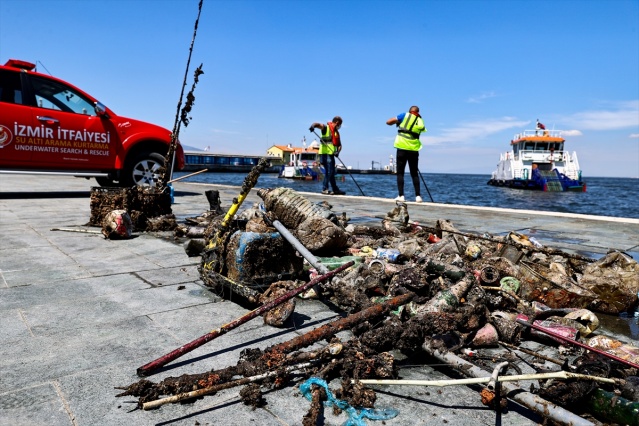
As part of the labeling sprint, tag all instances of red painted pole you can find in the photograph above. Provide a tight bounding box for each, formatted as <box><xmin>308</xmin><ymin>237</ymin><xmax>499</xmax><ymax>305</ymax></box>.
<box><xmin>137</xmin><ymin>261</ymin><xmax>355</xmax><ymax>376</ymax></box>
<box><xmin>516</xmin><ymin>318</ymin><xmax>639</xmax><ymax>370</ymax></box>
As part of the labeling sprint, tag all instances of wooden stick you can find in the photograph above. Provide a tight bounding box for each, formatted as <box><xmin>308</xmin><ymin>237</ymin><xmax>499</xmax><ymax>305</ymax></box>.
<box><xmin>167</xmin><ymin>168</ymin><xmax>207</xmax><ymax>183</ymax></box>
<box><xmin>356</xmin><ymin>371</ymin><xmax>619</xmax><ymax>387</ymax></box>
<box><xmin>50</xmin><ymin>228</ymin><xmax>102</xmax><ymax>234</ymax></box>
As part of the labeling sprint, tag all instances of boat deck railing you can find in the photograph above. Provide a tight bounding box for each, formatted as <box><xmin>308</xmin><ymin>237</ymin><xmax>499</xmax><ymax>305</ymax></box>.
<box><xmin>513</xmin><ymin>129</ymin><xmax>564</xmax><ymax>139</ymax></box>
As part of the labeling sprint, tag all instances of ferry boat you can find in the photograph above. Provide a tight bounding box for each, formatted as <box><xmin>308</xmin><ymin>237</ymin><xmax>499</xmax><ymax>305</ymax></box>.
<box><xmin>487</xmin><ymin>127</ymin><xmax>586</xmax><ymax>192</ymax></box>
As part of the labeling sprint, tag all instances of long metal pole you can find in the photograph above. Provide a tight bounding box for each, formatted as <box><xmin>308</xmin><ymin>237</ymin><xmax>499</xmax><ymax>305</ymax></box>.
<box><xmin>136</xmin><ymin>261</ymin><xmax>354</xmax><ymax>376</ymax></box>
<box><xmin>422</xmin><ymin>341</ymin><xmax>595</xmax><ymax>426</ymax></box>
<box><xmin>313</xmin><ymin>130</ymin><xmax>365</xmax><ymax>196</ymax></box>
<box><xmin>417</xmin><ymin>168</ymin><xmax>434</xmax><ymax>202</ymax></box>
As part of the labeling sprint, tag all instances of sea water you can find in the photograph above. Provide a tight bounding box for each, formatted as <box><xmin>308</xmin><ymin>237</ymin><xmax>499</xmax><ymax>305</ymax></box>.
<box><xmin>172</xmin><ymin>172</ymin><xmax>639</xmax><ymax>219</ymax></box>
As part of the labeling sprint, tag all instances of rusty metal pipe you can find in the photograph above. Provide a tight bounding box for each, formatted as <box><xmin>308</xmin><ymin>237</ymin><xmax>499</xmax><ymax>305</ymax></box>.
<box><xmin>137</xmin><ymin>261</ymin><xmax>355</xmax><ymax>377</ymax></box>
<box><xmin>267</xmin><ymin>292</ymin><xmax>414</xmax><ymax>355</ymax></box>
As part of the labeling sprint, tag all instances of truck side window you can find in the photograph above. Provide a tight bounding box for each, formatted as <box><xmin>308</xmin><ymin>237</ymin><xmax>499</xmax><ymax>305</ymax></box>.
<box><xmin>29</xmin><ymin>75</ymin><xmax>96</xmax><ymax>116</ymax></box>
<box><xmin>0</xmin><ymin>70</ymin><xmax>23</xmax><ymax>104</ymax></box>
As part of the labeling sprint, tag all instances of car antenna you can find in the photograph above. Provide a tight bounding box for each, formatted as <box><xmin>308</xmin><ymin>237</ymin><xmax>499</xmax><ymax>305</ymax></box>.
<box><xmin>36</xmin><ymin>60</ymin><xmax>52</xmax><ymax>75</ymax></box>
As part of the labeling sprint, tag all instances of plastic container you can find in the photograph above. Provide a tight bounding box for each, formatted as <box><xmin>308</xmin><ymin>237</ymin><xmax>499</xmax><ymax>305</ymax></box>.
<box><xmin>314</xmin><ymin>255</ymin><xmax>363</xmax><ymax>271</ymax></box>
<box><xmin>375</xmin><ymin>248</ymin><xmax>401</xmax><ymax>263</ymax></box>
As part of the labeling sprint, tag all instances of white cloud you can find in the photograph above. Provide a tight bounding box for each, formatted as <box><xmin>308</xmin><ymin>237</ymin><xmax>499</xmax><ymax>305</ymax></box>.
<box><xmin>561</xmin><ymin>101</ymin><xmax>639</xmax><ymax>130</ymax></box>
<box><xmin>630</xmin><ymin>133</ymin><xmax>639</xmax><ymax>138</ymax></box>
<box><xmin>559</xmin><ymin>130</ymin><xmax>583</xmax><ymax>137</ymax></box>
<box><xmin>466</xmin><ymin>91</ymin><xmax>497</xmax><ymax>104</ymax></box>
<box><xmin>425</xmin><ymin>117</ymin><xmax>529</xmax><ymax>145</ymax></box>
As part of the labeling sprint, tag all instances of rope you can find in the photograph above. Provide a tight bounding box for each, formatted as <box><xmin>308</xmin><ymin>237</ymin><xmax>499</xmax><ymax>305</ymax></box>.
<box><xmin>300</xmin><ymin>377</ymin><xmax>399</xmax><ymax>426</ymax></box>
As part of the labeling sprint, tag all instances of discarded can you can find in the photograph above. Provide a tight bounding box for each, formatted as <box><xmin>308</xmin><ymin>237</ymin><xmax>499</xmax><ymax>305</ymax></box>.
<box><xmin>465</xmin><ymin>243</ymin><xmax>482</xmax><ymax>259</ymax></box>
<box><xmin>530</xmin><ymin>319</ymin><xmax>578</xmax><ymax>345</ymax></box>
<box><xmin>499</xmin><ymin>276</ymin><xmax>520</xmax><ymax>294</ymax></box>
<box><xmin>375</xmin><ymin>248</ymin><xmax>401</xmax><ymax>263</ymax></box>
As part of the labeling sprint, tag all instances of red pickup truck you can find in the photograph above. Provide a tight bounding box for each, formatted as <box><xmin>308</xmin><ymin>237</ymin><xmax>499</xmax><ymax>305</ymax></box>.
<box><xmin>0</xmin><ymin>59</ymin><xmax>184</xmax><ymax>187</ymax></box>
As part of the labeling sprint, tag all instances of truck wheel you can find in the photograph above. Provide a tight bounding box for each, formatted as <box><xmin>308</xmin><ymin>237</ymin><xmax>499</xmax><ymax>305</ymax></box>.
<box><xmin>122</xmin><ymin>152</ymin><xmax>166</xmax><ymax>187</ymax></box>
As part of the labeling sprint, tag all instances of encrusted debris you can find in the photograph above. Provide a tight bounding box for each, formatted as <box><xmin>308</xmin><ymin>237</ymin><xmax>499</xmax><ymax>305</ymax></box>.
<box><xmin>118</xmin><ymin>186</ymin><xmax>639</xmax><ymax>425</ymax></box>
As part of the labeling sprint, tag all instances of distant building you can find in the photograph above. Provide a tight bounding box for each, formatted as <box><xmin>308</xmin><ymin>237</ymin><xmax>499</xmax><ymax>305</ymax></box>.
<box><xmin>267</xmin><ymin>141</ymin><xmax>320</xmax><ymax>166</ymax></box>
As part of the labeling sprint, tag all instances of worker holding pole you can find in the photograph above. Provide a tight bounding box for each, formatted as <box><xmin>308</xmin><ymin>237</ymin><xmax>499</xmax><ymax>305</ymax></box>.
<box><xmin>309</xmin><ymin>116</ymin><xmax>346</xmax><ymax>196</ymax></box>
<box><xmin>386</xmin><ymin>105</ymin><xmax>427</xmax><ymax>203</ymax></box>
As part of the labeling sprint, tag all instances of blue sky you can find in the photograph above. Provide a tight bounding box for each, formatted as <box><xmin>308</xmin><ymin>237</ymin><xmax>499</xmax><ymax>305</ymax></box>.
<box><xmin>1</xmin><ymin>0</ymin><xmax>638</xmax><ymax>177</ymax></box>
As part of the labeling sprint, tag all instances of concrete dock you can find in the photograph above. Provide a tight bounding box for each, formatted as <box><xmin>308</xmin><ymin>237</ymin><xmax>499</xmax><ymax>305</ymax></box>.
<box><xmin>1</xmin><ymin>174</ymin><xmax>638</xmax><ymax>426</ymax></box>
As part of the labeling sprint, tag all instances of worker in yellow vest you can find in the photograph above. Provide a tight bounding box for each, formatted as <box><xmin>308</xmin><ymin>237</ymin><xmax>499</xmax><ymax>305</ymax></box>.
<box><xmin>309</xmin><ymin>116</ymin><xmax>345</xmax><ymax>195</ymax></box>
<box><xmin>386</xmin><ymin>106</ymin><xmax>426</xmax><ymax>203</ymax></box>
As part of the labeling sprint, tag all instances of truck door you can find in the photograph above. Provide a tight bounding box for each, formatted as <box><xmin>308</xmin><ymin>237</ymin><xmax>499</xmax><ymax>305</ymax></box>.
<box><xmin>25</xmin><ymin>74</ymin><xmax>121</xmax><ymax>170</ymax></box>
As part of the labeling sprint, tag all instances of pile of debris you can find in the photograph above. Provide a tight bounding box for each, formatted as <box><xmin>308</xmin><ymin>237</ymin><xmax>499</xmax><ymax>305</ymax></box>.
<box><xmin>118</xmin><ymin>187</ymin><xmax>639</xmax><ymax>425</ymax></box>
<box><xmin>89</xmin><ymin>185</ymin><xmax>176</xmax><ymax>238</ymax></box>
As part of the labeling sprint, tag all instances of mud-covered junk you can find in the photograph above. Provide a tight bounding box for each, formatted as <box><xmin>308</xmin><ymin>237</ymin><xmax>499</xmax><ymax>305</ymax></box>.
<box><xmin>225</xmin><ymin>231</ymin><xmax>303</xmax><ymax>284</ymax></box>
<box><xmin>101</xmin><ymin>209</ymin><xmax>133</xmax><ymax>239</ymax></box>
<box><xmin>257</xmin><ymin>187</ymin><xmax>348</xmax><ymax>253</ymax></box>
<box><xmin>580</xmin><ymin>251</ymin><xmax>639</xmax><ymax>314</ymax></box>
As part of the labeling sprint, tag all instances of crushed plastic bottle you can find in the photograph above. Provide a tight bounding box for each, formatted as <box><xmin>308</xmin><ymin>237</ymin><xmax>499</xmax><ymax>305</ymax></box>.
<box><xmin>375</xmin><ymin>248</ymin><xmax>401</xmax><ymax>263</ymax></box>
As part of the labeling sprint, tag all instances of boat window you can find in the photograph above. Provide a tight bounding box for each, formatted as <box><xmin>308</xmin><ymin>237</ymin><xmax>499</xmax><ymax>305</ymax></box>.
<box><xmin>524</xmin><ymin>143</ymin><xmax>535</xmax><ymax>151</ymax></box>
<box><xmin>536</xmin><ymin>143</ymin><xmax>548</xmax><ymax>151</ymax></box>
<box><xmin>513</xmin><ymin>144</ymin><xmax>519</xmax><ymax>156</ymax></box>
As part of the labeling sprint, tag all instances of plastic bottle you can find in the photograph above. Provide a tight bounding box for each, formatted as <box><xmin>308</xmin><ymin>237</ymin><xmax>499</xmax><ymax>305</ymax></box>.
<box><xmin>416</xmin><ymin>278</ymin><xmax>474</xmax><ymax>314</ymax></box>
<box><xmin>529</xmin><ymin>237</ymin><xmax>543</xmax><ymax>248</ymax></box>
<box><xmin>312</xmin><ymin>255</ymin><xmax>363</xmax><ymax>271</ymax></box>
<box><xmin>257</xmin><ymin>187</ymin><xmax>335</xmax><ymax>227</ymax></box>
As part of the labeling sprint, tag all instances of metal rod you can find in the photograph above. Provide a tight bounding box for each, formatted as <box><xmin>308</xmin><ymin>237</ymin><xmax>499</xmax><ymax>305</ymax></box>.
<box><xmin>417</xmin><ymin>168</ymin><xmax>434</xmax><ymax>202</ymax></box>
<box><xmin>356</xmin><ymin>371</ymin><xmax>618</xmax><ymax>387</ymax></box>
<box><xmin>167</xmin><ymin>168</ymin><xmax>207</xmax><ymax>183</ymax></box>
<box><xmin>516</xmin><ymin>319</ymin><xmax>639</xmax><ymax>370</ymax></box>
<box><xmin>422</xmin><ymin>340</ymin><xmax>595</xmax><ymax>426</ymax></box>
<box><xmin>136</xmin><ymin>261</ymin><xmax>354</xmax><ymax>376</ymax></box>
<box><xmin>262</xmin><ymin>213</ymin><xmax>329</xmax><ymax>274</ymax></box>
<box><xmin>313</xmin><ymin>130</ymin><xmax>365</xmax><ymax>196</ymax></box>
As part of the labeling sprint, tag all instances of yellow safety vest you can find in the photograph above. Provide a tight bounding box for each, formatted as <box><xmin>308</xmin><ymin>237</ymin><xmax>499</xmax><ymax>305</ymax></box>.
<box><xmin>394</xmin><ymin>113</ymin><xmax>425</xmax><ymax>151</ymax></box>
<box><xmin>319</xmin><ymin>124</ymin><xmax>337</xmax><ymax>155</ymax></box>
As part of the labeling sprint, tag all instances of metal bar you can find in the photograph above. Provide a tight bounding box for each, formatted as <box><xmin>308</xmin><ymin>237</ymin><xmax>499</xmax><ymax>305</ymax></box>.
<box><xmin>167</xmin><ymin>168</ymin><xmax>207</xmax><ymax>183</ymax></box>
<box><xmin>422</xmin><ymin>340</ymin><xmax>595</xmax><ymax>426</ymax></box>
<box><xmin>516</xmin><ymin>319</ymin><xmax>639</xmax><ymax>370</ymax></box>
